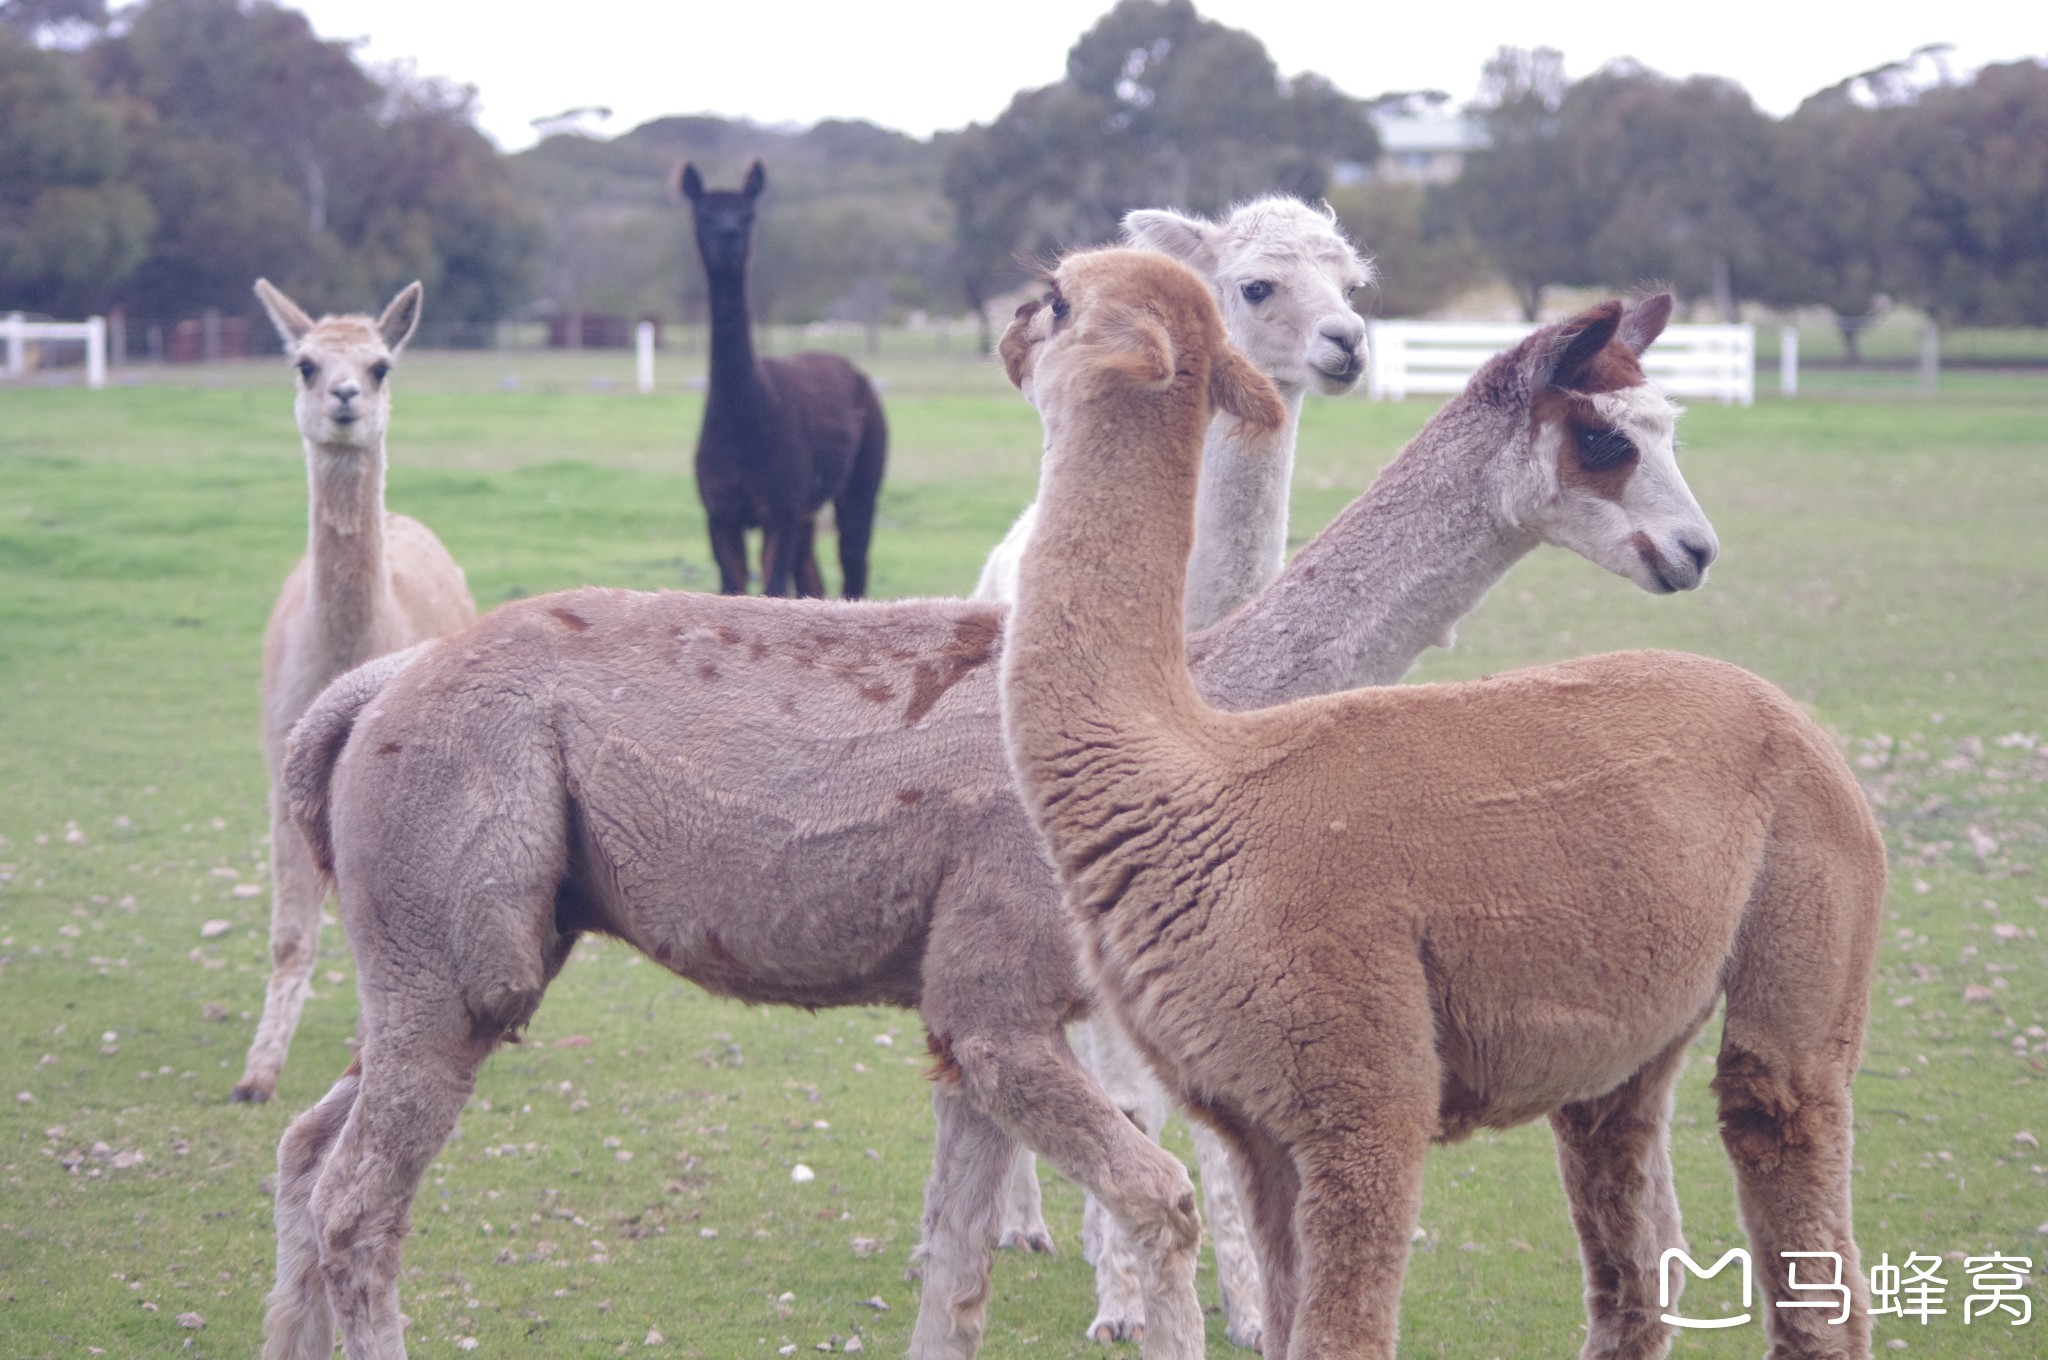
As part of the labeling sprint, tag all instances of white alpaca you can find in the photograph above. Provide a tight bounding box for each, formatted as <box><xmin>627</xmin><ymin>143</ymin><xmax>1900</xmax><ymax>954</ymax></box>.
<box><xmin>231</xmin><ymin>279</ymin><xmax>476</xmax><ymax>1105</ymax></box>
<box><xmin>972</xmin><ymin>196</ymin><xmax>1368</xmax><ymax>1349</ymax></box>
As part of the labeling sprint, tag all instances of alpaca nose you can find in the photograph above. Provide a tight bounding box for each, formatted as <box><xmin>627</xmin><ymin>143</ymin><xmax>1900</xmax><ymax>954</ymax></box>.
<box><xmin>331</xmin><ymin>380</ymin><xmax>361</xmax><ymax>403</ymax></box>
<box><xmin>1322</xmin><ymin>318</ymin><xmax>1364</xmax><ymax>357</ymax></box>
<box><xmin>1680</xmin><ymin>534</ymin><xmax>1717</xmax><ymax>576</ymax></box>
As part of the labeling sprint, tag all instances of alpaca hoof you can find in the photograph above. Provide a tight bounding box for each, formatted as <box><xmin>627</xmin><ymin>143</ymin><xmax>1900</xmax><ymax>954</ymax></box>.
<box><xmin>997</xmin><ymin>1225</ymin><xmax>1057</xmax><ymax>1254</ymax></box>
<box><xmin>229</xmin><ymin>1081</ymin><xmax>272</xmax><ymax>1104</ymax></box>
<box><xmin>1087</xmin><ymin>1316</ymin><xmax>1143</xmax><ymax>1344</ymax></box>
<box><xmin>1223</xmin><ymin>1316</ymin><xmax>1263</xmax><ymax>1352</ymax></box>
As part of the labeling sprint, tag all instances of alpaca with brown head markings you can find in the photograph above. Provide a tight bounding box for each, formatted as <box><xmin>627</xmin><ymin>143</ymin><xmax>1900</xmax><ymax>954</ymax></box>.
<box><xmin>231</xmin><ymin>278</ymin><xmax>475</xmax><ymax>1105</ymax></box>
<box><xmin>999</xmin><ymin>247</ymin><xmax>1883</xmax><ymax>1360</ymax></box>
<box><xmin>264</xmin><ymin>268</ymin><xmax>1725</xmax><ymax>1356</ymax></box>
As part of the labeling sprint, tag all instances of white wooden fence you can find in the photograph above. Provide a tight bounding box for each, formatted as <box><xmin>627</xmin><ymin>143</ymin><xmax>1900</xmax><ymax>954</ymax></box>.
<box><xmin>1366</xmin><ymin>319</ymin><xmax>1755</xmax><ymax>406</ymax></box>
<box><xmin>2</xmin><ymin>313</ymin><xmax>108</xmax><ymax>388</ymax></box>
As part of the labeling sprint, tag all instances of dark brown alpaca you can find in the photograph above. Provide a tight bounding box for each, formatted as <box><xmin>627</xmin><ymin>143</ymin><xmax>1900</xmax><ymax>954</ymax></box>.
<box><xmin>682</xmin><ymin>160</ymin><xmax>888</xmax><ymax>597</ymax></box>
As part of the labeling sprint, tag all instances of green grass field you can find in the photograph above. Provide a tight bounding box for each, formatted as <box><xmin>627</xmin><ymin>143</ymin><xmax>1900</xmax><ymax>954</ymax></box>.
<box><xmin>2</xmin><ymin>352</ymin><xmax>2044</xmax><ymax>1358</ymax></box>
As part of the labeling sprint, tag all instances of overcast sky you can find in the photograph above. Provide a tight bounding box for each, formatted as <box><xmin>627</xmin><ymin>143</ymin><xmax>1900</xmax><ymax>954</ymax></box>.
<box><xmin>291</xmin><ymin>0</ymin><xmax>2043</xmax><ymax>152</ymax></box>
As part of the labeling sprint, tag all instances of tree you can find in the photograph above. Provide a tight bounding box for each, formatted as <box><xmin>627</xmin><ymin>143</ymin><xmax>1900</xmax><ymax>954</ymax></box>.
<box><xmin>1884</xmin><ymin>60</ymin><xmax>2048</xmax><ymax>325</ymax></box>
<box><xmin>85</xmin><ymin>0</ymin><xmax>538</xmax><ymax>328</ymax></box>
<box><xmin>945</xmin><ymin>0</ymin><xmax>1377</xmax><ymax>341</ymax></box>
<box><xmin>1567</xmin><ymin>65</ymin><xmax>1776</xmax><ymax>320</ymax></box>
<box><xmin>1324</xmin><ymin>181</ymin><xmax>1486</xmax><ymax>318</ymax></box>
<box><xmin>1440</xmin><ymin>47</ymin><xmax>1594</xmax><ymax>320</ymax></box>
<box><xmin>0</xmin><ymin>25</ymin><xmax>153</xmax><ymax>314</ymax></box>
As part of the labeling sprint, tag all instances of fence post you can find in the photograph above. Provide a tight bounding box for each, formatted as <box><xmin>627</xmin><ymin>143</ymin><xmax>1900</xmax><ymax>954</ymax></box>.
<box><xmin>3</xmin><ymin>313</ymin><xmax>22</xmax><ymax>378</ymax></box>
<box><xmin>86</xmin><ymin>315</ymin><xmax>107</xmax><ymax>389</ymax></box>
<box><xmin>1919</xmin><ymin>323</ymin><xmax>1939</xmax><ymax>395</ymax></box>
<box><xmin>1779</xmin><ymin>326</ymin><xmax>1799</xmax><ymax>398</ymax></box>
<box><xmin>636</xmin><ymin>321</ymin><xmax>655</xmax><ymax>394</ymax></box>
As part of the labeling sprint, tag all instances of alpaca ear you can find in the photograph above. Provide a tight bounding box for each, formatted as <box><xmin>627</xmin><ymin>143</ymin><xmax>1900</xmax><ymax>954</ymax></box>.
<box><xmin>999</xmin><ymin>299</ymin><xmax>1041</xmax><ymax>389</ymax></box>
<box><xmin>1531</xmin><ymin>300</ymin><xmax>1624</xmax><ymax>390</ymax></box>
<box><xmin>1096</xmin><ymin>309</ymin><xmax>1176</xmax><ymax>387</ymax></box>
<box><xmin>743</xmin><ymin>160</ymin><xmax>766</xmax><ymax>199</ymax></box>
<box><xmin>1618</xmin><ymin>292</ymin><xmax>1673</xmax><ymax>356</ymax></box>
<box><xmin>377</xmin><ymin>281</ymin><xmax>424</xmax><ymax>352</ymax></box>
<box><xmin>1121</xmin><ymin>209</ymin><xmax>1221</xmax><ymax>274</ymax></box>
<box><xmin>253</xmin><ymin>278</ymin><xmax>314</xmax><ymax>347</ymax></box>
<box><xmin>1209</xmin><ymin>342</ymin><xmax>1287</xmax><ymax>430</ymax></box>
<box><xmin>679</xmin><ymin>163</ymin><xmax>704</xmax><ymax>203</ymax></box>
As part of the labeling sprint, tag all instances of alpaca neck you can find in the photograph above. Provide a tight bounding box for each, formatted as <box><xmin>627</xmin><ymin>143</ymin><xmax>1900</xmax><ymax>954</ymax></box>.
<box><xmin>703</xmin><ymin>260</ymin><xmax>760</xmax><ymax>397</ymax></box>
<box><xmin>1189</xmin><ymin>400</ymin><xmax>1538</xmax><ymax>710</ymax></box>
<box><xmin>1183</xmin><ymin>385</ymin><xmax>1305</xmax><ymax>631</ymax></box>
<box><xmin>1007</xmin><ymin>387</ymin><xmax>1209</xmax><ymax>756</ymax></box>
<box><xmin>304</xmin><ymin>437</ymin><xmax>394</xmax><ymax>667</ymax></box>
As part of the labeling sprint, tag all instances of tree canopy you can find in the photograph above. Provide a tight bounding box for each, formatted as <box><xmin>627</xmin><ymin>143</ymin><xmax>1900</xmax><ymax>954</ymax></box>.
<box><xmin>943</xmin><ymin>0</ymin><xmax>1378</xmax><ymax>331</ymax></box>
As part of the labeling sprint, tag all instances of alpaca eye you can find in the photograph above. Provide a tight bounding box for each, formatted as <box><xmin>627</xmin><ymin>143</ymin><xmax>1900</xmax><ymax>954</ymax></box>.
<box><xmin>1241</xmin><ymin>281</ymin><xmax>1273</xmax><ymax>303</ymax></box>
<box><xmin>370</xmin><ymin>361</ymin><xmax>390</xmax><ymax>383</ymax></box>
<box><xmin>296</xmin><ymin>360</ymin><xmax>316</xmax><ymax>382</ymax></box>
<box><xmin>1048</xmin><ymin>295</ymin><xmax>1069</xmax><ymax>321</ymax></box>
<box><xmin>1575</xmin><ymin>426</ymin><xmax>1635</xmax><ymax>469</ymax></box>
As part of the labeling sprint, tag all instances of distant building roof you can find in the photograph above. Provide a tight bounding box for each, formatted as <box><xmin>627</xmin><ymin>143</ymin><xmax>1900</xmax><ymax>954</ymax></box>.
<box><xmin>1370</xmin><ymin>112</ymin><xmax>1489</xmax><ymax>155</ymax></box>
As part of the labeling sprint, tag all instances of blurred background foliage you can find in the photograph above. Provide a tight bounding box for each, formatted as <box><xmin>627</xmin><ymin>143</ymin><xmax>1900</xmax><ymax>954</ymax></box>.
<box><xmin>2</xmin><ymin>0</ymin><xmax>2044</xmax><ymax>345</ymax></box>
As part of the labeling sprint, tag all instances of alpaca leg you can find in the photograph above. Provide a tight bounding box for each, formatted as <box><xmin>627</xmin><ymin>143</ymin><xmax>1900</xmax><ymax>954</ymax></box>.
<box><xmin>792</xmin><ymin>513</ymin><xmax>826</xmax><ymax>598</ymax></box>
<box><xmin>1550</xmin><ymin>1030</ymin><xmax>1700</xmax><ymax>1360</ymax></box>
<box><xmin>707</xmin><ymin>514</ymin><xmax>750</xmax><ymax>594</ymax></box>
<box><xmin>760</xmin><ymin>515</ymin><xmax>805</xmax><ymax>597</ymax></box>
<box><xmin>1189</xmin><ymin>1118</ymin><xmax>1266</xmax><ymax>1351</ymax></box>
<box><xmin>908</xmin><ymin>1085</ymin><xmax>1017</xmax><ymax>1360</ymax></box>
<box><xmin>235</xmin><ymin>790</ymin><xmax>328</xmax><ymax>1103</ymax></box>
<box><xmin>263</xmin><ymin>1066</ymin><xmax>358</xmax><ymax>1360</ymax></box>
<box><xmin>1282</xmin><ymin>1117</ymin><xmax>1431</xmax><ymax>1360</ymax></box>
<box><xmin>834</xmin><ymin>412</ymin><xmax>886</xmax><ymax>599</ymax></box>
<box><xmin>1069</xmin><ymin>1017</ymin><xmax>1170</xmax><ymax>1344</ymax></box>
<box><xmin>1200</xmin><ymin>1108</ymin><xmax>1302</xmax><ymax>1360</ymax></box>
<box><xmin>941</xmin><ymin>1030</ymin><xmax>1203</xmax><ymax>1360</ymax></box>
<box><xmin>995</xmin><ymin>1147</ymin><xmax>1054</xmax><ymax>1253</ymax></box>
<box><xmin>312</xmin><ymin>1021</ymin><xmax>495</xmax><ymax>1359</ymax></box>
<box><xmin>1711</xmin><ymin>800</ymin><xmax>1878</xmax><ymax>1360</ymax></box>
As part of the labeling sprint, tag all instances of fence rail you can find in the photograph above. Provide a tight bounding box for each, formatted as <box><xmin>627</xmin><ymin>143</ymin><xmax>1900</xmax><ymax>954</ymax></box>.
<box><xmin>2</xmin><ymin>313</ymin><xmax>108</xmax><ymax>388</ymax></box>
<box><xmin>1366</xmin><ymin>319</ymin><xmax>1754</xmax><ymax>406</ymax></box>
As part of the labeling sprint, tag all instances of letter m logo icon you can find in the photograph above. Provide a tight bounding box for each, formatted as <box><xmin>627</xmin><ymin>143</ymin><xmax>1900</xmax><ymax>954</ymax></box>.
<box><xmin>1659</xmin><ymin>1247</ymin><xmax>1753</xmax><ymax>1329</ymax></box>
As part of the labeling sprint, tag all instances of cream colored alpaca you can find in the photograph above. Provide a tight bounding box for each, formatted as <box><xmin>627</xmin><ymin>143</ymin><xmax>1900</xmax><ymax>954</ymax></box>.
<box><xmin>999</xmin><ymin>248</ymin><xmax>1884</xmax><ymax>1360</ymax></box>
<box><xmin>231</xmin><ymin>279</ymin><xmax>475</xmax><ymax>1104</ymax></box>
<box><xmin>975</xmin><ymin>197</ymin><xmax>1368</xmax><ymax>1349</ymax></box>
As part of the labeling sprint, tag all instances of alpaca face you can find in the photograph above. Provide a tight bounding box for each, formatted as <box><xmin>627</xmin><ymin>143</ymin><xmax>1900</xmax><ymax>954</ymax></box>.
<box><xmin>254</xmin><ymin>279</ymin><xmax>421</xmax><ymax>453</ymax></box>
<box><xmin>681</xmin><ymin>161</ymin><xmax>766</xmax><ymax>277</ymax></box>
<box><xmin>1522</xmin><ymin>381</ymin><xmax>1717</xmax><ymax>593</ymax></box>
<box><xmin>1495</xmin><ymin>298</ymin><xmax>1717</xmax><ymax>595</ymax></box>
<box><xmin>1125</xmin><ymin>198</ymin><xmax>1371</xmax><ymax>398</ymax></box>
<box><xmin>286</xmin><ymin>320</ymin><xmax>400</xmax><ymax>450</ymax></box>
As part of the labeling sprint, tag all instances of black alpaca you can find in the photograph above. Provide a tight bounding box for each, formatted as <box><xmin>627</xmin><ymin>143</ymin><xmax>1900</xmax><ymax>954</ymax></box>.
<box><xmin>682</xmin><ymin>161</ymin><xmax>888</xmax><ymax>597</ymax></box>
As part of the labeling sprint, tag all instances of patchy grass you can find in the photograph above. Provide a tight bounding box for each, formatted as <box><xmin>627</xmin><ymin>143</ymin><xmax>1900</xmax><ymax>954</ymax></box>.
<box><xmin>1</xmin><ymin>358</ymin><xmax>2043</xmax><ymax>1357</ymax></box>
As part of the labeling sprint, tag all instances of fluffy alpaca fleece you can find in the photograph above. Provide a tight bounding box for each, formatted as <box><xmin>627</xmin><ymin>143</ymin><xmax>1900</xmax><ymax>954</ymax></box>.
<box><xmin>232</xmin><ymin>279</ymin><xmax>475</xmax><ymax>1105</ymax></box>
<box><xmin>973</xmin><ymin>195</ymin><xmax>1370</xmax><ymax>1349</ymax></box>
<box><xmin>264</xmin><ymin>273</ymin><xmax>1726</xmax><ymax>1360</ymax></box>
<box><xmin>998</xmin><ymin>247</ymin><xmax>1884</xmax><ymax>1360</ymax></box>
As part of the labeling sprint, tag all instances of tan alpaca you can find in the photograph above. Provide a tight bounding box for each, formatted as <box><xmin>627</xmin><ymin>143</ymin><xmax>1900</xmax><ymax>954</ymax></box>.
<box><xmin>998</xmin><ymin>248</ymin><xmax>1884</xmax><ymax>1360</ymax></box>
<box><xmin>231</xmin><ymin>279</ymin><xmax>476</xmax><ymax>1104</ymax></box>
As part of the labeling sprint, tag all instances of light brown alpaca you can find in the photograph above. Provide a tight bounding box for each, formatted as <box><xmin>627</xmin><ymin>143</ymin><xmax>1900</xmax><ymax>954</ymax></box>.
<box><xmin>998</xmin><ymin>248</ymin><xmax>1884</xmax><ymax>1360</ymax></box>
<box><xmin>231</xmin><ymin>279</ymin><xmax>476</xmax><ymax>1104</ymax></box>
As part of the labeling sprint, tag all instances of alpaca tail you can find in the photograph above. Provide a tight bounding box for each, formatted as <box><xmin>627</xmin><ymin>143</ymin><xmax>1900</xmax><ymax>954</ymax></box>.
<box><xmin>282</xmin><ymin>643</ymin><xmax>434</xmax><ymax>883</ymax></box>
